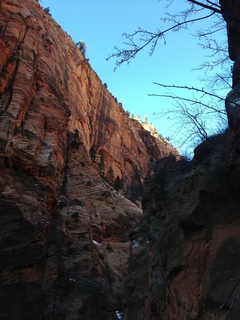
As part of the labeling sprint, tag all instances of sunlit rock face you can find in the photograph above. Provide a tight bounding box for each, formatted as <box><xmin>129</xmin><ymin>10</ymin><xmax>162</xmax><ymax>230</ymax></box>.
<box><xmin>0</xmin><ymin>0</ymin><xmax>178</xmax><ymax>319</ymax></box>
<box><xmin>0</xmin><ymin>0</ymin><xmax>178</xmax><ymax>197</ymax></box>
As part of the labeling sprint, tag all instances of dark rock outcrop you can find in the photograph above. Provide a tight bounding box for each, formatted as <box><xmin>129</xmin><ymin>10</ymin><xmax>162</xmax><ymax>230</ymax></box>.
<box><xmin>123</xmin><ymin>133</ymin><xmax>240</xmax><ymax>320</ymax></box>
<box><xmin>220</xmin><ymin>0</ymin><xmax>240</xmax><ymax>87</ymax></box>
<box><xmin>122</xmin><ymin>2</ymin><xmax>240</xmax><ymax>318</ymax></box>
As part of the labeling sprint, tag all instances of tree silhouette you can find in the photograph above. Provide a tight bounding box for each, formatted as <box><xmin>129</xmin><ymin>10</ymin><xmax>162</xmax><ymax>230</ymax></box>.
<box><xmin>107</xmin><ymin>0</ymin><xmax>233</xmax><ymax>153</ymax></box>
<box><xmin>76</xmin><ymin>40</ymin><xmax>87</xmax><ymax>57</ymax></box>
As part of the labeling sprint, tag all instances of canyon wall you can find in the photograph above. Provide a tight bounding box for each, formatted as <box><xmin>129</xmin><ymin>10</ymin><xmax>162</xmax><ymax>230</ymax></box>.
<box><xmin>122</xmin><ymin>1</ymin><xmax>240</xmax><ymax>319</ymax></box>
<box><xmin>0</xmin><ymin>0</ymin><xmax>178</xmax><ymax>319</ymax></box>
<box><xmin>2</xmin><ymin>0</ymin><xmax>239</xmax><ymax>319</ymax></box>
<box><xmin>123</xmin><ymin>139</ymin><xmax>240</xmax><ymax>319</ymax></box>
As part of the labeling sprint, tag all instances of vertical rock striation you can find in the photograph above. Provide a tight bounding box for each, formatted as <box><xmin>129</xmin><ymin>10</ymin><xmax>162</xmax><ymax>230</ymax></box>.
<box><xmin>0</xmin><ymin>0</ymin><xmax>178</xmax><ymax>319</ymax></box>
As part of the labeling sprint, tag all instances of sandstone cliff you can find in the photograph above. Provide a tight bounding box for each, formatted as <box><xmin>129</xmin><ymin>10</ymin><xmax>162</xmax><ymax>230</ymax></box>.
<box><xmin>3</xmin><ymin>1</ymin><xmax>240</xmax><ymax>319</ymax></box>
<box><xmin>0</xmin><ymin>0</ymin><xmax>178</xmax><ymax>319</ymax></box>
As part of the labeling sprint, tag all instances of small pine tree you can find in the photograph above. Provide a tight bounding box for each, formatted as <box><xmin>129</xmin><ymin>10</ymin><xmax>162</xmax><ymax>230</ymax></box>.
<box><xmin>67</xmin><ymin>129</ymin><xmax>82</xmax><ymax>150</ymax></box>
<box><xmin>106</xmin><ymin>167</ymin><xmax>114</xmax><ymax>185</ymax></box>
<box><xmin>76</xmin><ymin>40</ymin><xmax>87</xmax><ymax>56</ymax></box>
<box><xmin>96</xmin><ymin>151</ymin><xmax>105</xmax><ymax>177</ymax></box>
<box><xmin>106</xmin><ymin>242</ymin><xmax>113</xmax><ymax>252</ymax></box>
<box><xmin>43</xmin><ymin>7</ymin><xmax>50</xmax><ymax>14</ymax></box>
<box><xmin>114</xmin><ymin>176</ymin><xmax>122</xmax><ymax>191</ymax></box>
<box><xmin>90</xmin><ymin>146</ymin><xmax>96</xmax><ymax>162</ymax></box>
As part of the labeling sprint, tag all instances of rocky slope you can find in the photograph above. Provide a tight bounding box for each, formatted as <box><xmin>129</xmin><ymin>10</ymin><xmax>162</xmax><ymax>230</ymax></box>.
<box><xmin>0</xmin><ymin>0</ymin><xmax>178</xmax><ymax>319</ymax></box>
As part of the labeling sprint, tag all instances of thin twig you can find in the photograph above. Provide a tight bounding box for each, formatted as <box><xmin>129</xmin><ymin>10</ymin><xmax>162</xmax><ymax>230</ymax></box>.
<box><xmin>188</xmin><ymin>0</ymin><xmax>240</xmax><ymax>23</ymax></box>
<box><xmin>188</xmin><ymin>0</ymin><xmax>222</xmax><ymax>14</ymax></box>
<box><xmin>107</xmin><ymin>12</ymin><xmax>215</xmax><ymax>70</ymax></box>
<box><xmin>153</xmin><ymin>82</ymin><xmax>225</xmax><ymax>102</ymax></box>
<box><xmin>149</xmin><ymin>93</ymin><xmax>226</xmax><ymax>115</ymax></box>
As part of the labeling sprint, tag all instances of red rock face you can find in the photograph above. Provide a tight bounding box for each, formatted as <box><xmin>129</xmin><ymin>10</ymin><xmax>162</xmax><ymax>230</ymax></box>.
<box><xmin>0</xmin><ymin>0</ymin><xmax>177</xmax><ymax>194</ymax></box>
<box><xmin>0</xmin><ymin>0</ymin><xmax>178</xmax><ymax>319</ymax></box>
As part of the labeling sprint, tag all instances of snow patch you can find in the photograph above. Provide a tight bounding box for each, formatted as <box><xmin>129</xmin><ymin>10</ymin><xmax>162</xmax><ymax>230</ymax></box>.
<box><xmin>132</xmin><ymin>242</ymin><xmax>140</xmax><ymax>248</ymax></box>
<box><xmin>116</xmin><ymin>310</ymin><xmax>122</xmax><ymax>319</ymax></box>
<box><xmin>230</xmin><ymin>98</ymin><xmax>240</xmax><ymax>108</ymax></box>
<box><xmin>93</xmin><ymin>240</ymin><xmax>101</xmax><ymax>246</ymax></box>
<box><xmin>69</xmin><ymin>277</ymin><xmax>75</xmax><ymax>282</ymax></box>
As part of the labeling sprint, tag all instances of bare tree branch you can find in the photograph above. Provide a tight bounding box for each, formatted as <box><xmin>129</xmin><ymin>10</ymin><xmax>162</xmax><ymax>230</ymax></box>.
<box><xmin>107</xmin><ymin>1</ymin><xmax>231</xmax><ymax>154</ymax></box>
<box><xmin>152</xmin><ymin>82</ymin><xmax>226</xmax><ymax>103</ymax></box>
<box><xmin>149</xmin><ymin>80</ymin><xmax>229</xmax><ymax>151</ymax></box>
<box><xmin>107</xmin><ymin>12</ymin><xmax>215</xmax><ymax>70</ymax></box>
<box><xmin>149</xmin><ymin>93</ymin><xmax>226</xmax><ymax>115</ymax></box>
<box><xmin>205</xmin><ymin>0</ymin><xmax>221</xmax><ymax>9</ymax></box>
<box><xmin>216</xmin><ymin>73</ymin><xmax>232</xmax><ymax>88</ymax></box>
<box><xmin>188</xmin><ymin>0</ymin><xmax>240</xmax><ymax>23</ymax></box>
<box><xmin>188</xmin><ymin>0</ymin><xmax>222</xmax><ymax>14</ymax></box>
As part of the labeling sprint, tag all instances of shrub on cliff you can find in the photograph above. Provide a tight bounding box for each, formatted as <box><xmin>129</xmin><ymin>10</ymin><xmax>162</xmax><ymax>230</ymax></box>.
<box><xmin>43</xmin><ymin>7</ymin><xmax>51</xmax><ymax>15</ymax></box>
<box><xmin>106</xmin><ymin>166</ymin><xmax>114</xmax><ymax>186</ymax></box>
<box><xmin>114</xmin><ymin>176</ymin><xmax>122</xmax><ymax>191</ymax></box>
<box><xmin>126</xmin><ymin>184</ymin><xmax>144</xmax><ymax>204</ymax></box>
<box><xmin>90</xmin><ymin>148</ymin><xmax>106</xmax><ymax>178</ymax></box>
<box><xmin>67</xmin><ymin>129</ymin><xmax>82</xmax><ymax>150</ymax></box>
<box><xmin>96</xmin><ymin>151</ymin><xmax>105</xmax><ymax>177</ymax></box>
<box><xmin>90</xmin><ymin>146</ymin><xmax>96</xmax><ymax>162</ymax></box>
<box><xmin>76</xmin><ymin>40</ymin><xmax>87</xmax><ymax>57</ymax></box>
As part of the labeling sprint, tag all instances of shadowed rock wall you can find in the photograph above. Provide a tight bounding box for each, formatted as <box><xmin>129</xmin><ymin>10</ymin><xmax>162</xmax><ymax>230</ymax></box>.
<box><xmin>121</xmin><ymin>2</ymin><xmax>240</xmax><ymax>319</ymax></box>
<box><xmin>123</xmin><ymin>147</ymin><xmax>240</xmax><ymax>319</ymax></box>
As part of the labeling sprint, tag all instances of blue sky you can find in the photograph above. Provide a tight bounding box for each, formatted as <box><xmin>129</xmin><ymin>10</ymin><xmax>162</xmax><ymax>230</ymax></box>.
<box><xmin>39</xmin><ymin>0</ymin><xmax>230</xmax><ymax>155</ymax></box>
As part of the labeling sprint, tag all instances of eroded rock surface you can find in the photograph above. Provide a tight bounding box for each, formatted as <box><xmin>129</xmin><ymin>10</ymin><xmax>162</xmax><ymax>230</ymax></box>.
<box><xmin>0</xmin><ymin>0</ymin><xmax>178</xmax><ymax>319</ymax></box>
<box><xmin>123</xmin><ymin>135</ymin><xmax>240</xmax><ymax>320</ymax></box>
